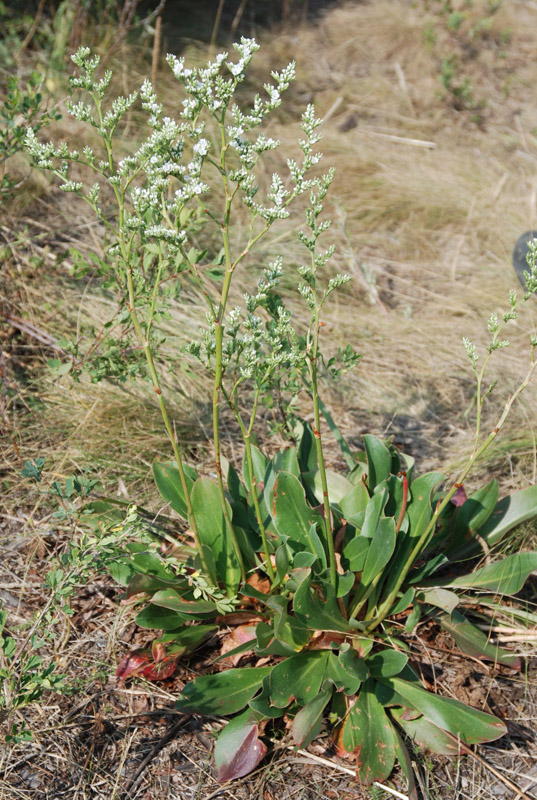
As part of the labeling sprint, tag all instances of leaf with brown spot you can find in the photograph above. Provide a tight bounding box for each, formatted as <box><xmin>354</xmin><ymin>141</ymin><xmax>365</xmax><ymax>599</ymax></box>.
<box><xmin>341</xmin><ymin>678</ymin><xmax>396</xmax><ymax>784</ymax></box>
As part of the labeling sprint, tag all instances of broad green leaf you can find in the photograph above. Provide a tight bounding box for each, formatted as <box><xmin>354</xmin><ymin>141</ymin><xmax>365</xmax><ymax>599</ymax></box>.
<box><xmin>306</xmin><ymin>468</ymin><xmax>354</xmax><ymax>506</ymax></box>
<box><xmin>270</xmin><ymin>650</ymin><xmax>330</xmax><ymax>708</ymax></box>
<box><xmin>176</xmin><ymin>666</ymin><xmax>272</xmax><ymax>715</ymax></box>
<box><xmin>226</xmin><ymin>460</ymin><xmax>247</xmax><ymax>504</ymax></box>
<box><xmin>136</xmin><ymin>604</ymin><xmax>190</xmax><ymax>630</ymax></box>
<box><xmin>407</xmin><ymin>472</ymin><xmax>446</xmax><ymax>541</ymax></box>
<box><xmin>362</xmin><ymin>489</ymin><xmax>388</xmax><ymax>539</ymax></box>
<box><xmin>153</xmin><ymin>461</ymin><xmax>198</xmax><ymax>520</ymax></box>
<box><xmin>342</xmin><ymin>534</ymin><xmax>369</xmax><ymax>572</ymax></box>
<box><xmin>273</xmin><ymin>446</ymin><xmax>301</xmax><ymax>478</ymax></box>
<box><xmin>362</xmin><ymin>516</ymin><xmax>396</xmax><ymax>585</ymax></box>
<box><xmin>272</xmin><ymin>472</ymin><xmax>322</xmax><ymax>547</ymax></box>
<box><xmin>342</xmin><ymin>678</ymin><xmax>396</xmax><ymax>783</ymax></box>
<box><xmin>378</xmin><ymin>675</ymin><xmax>506</xmax><ymax>744</ymax></box>
<box><xmin>327</xmin><ymin>647</ymin><xmax>367</xmax><ymax>695</ymax></box>
<box><xmin>191</xmin><ymin>477</ymin><xmax>241</xmax><ymax>591</ymax></box>
<box><xmin>296</xmin><ymin>419</ymin><xmax>319</xmax><ymax>474</ymax></box>
<box><xmin>416</xmin><ymin>588</ymin><xmax>459</xmax><ymax>615</ymax></box>
<box><xmin>243</xmin><ymin>445</ymin><xmax>267</xmax><ymax>486</ymax></box>
<box><xmin>108</xmin><ymin>543</ymin><xmax>181</xmax><ymax>587</ymax></box>
<box><xmin>388</xmin><ymin>587</ymin><xmax>415</xmax><ymax>616</ymax></box>
<box><xmin>126</xmin><ymin>572</ymin><xmax>187</xmax><ymax>598</ymax></box>
<box><xmin>214</xmin><ymin>710</ymin><xmax>267</xmax><ymax>782</ymax></box>
<box><xmin>307</xmin><ymin>523</ymin><xmax>328</xmax><ymax>570</ymax></box>
<box><xmin>155</xmin><ymin>625</ymin><xmax>217</xmax><ymax>656</ymax></box>
<box><xmin>150</xmin><ymin>588</ymin><xmax>218</xmax><ymax>617</ymax></box>
<box><xmin>249</xmin><ymin>676</ymin><xmax>287</xmax><ymax>718</ymax></box>
<box><xmin>266</xmin><ymin>595</ymin><xmax>310</xmax><ymax>652</ymax></box>
<box><xmin>364</xmin><ymin>435</ymin><xmax>392</xmax><ymax>490</ymax></box>
<box><xmin>479</xmin><ymin>485</ymin><xmax>537</xmax><ymax>548</ymax></box>
<box><xmin>367</xmin><ymin>649</ymin><xmax>408</xmax><ymax>678</ymax></box>
<box><xmin>381</xmin><ymin>472</ymin><xmax>445</xmax><ymax>600</ymax></box>
<box><xmin>292</xmin><ymin>687</ymin><xmax>332</xmax><ymax>747</ymax></box>
<box><xmin>441</xmin><ymin>552</ymin><xmax>537</xmax><ymax>595</ymax></box>
<box><xmin>293</xmin><ymin>574</ymin><xmax>353</xmax><ymax>633</ymax></box>
<box><xmin>339</xmin><ymin>481</ymin><xmax>370</xmax><ymax>520</ymax></box>
<box><xmin>390</xmin><ymin>707</ymin><xmax>462</xmax><ymax>755</ymax></box>
<box><xmin>438</xmin><ymin>610</ymin><xmax>520</xmax><ymax>668</ymax></box>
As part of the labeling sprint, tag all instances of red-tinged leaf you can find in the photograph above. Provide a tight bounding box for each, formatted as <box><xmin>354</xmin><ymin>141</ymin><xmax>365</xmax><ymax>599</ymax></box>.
<box><xmin>152</xmin><ymin>641</ymin><xmax>167</xmax><ymax>662</ymax></box>
<box><xmin>116</xmin><ymin>650</ymin><xmax>151</xmax><ymax>680</ymax></box>
<box><xmin>450</xmin><ymin>485</ymin><xmax>467</xmax><ymax>507</ymax></box>
<box><xmin>215</xmin><ymin>710</ymin><xmax>267</xmax><ymax>782</ymax></box>
<box><xmin>220</xmin><ymin>625</ymin><xmax>257</xmax><ymax>666</ymax></box>
<box><xmin>142</xmin><ymin>656</ymin><xmax>177</xmax><ymax>681</ymax></box>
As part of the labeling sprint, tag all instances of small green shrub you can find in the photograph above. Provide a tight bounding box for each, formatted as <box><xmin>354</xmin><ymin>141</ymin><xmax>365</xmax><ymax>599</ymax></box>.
<box><xmin>26</xmin><ymin>42</ymin><xmax>537</xmax><ymax>793</ymax></box>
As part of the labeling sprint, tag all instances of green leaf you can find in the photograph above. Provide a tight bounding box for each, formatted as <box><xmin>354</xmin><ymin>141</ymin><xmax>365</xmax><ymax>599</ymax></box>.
<box><xmin>362</xmin><ymin>516</ymin><xmax>396</xmax><ymax>585</ymax></box>
<box><xmin>306</xmin><ymin>469</ymin><xmax>354</xmax><ymax>506</ymax></box>
<box><xmin>293</xmin><ymin>574</ymin><xmax>353</xmax><ymax>632</ymax></box>
<box><xmin>416</xmin><ymin>588</ymin><xmax>459</xmax><ymax>614</ymax></box>
<box><xmin>342</xmin><ymin>534</ymin><xmax>369</xmax><ymax>572</ymax></box>
<box><xmin>390</xmin><ymin>707</ymin><xmax>462</xmax><ymax>756</ymax></box>
<box><xmin>362</xmin><ymin>489</ymin><xmax>388</xmax><ymax>538</ymax></box>
<box><xmin>364</xmin><ymin>435</ymin><xmax>392</xmax><ymax>490</ymax></box>
<box><xmin>126</xmin><ymin>573</ymin><xmax>187</xmax><ymax>598</ymax></box>
<box><xmin>441</xmin><ymin>552</ymin><xmax>537</xmax><ymax>595</ymax></box>
<box><xmin>191</xmin><ymin>477</ymin><xmax>241</xmax><ymax>591</ymax></box>
<box><xmin>150</xmin><ymin>588</ymin><xmax>218</xmax><ymax>617</ymax></box>
<box><xmin>292</xmin><ymin>687</ymin><xmax>332</xmax><ymax>747</ymax></box>
<box><xmin>342</xmin><ymin>678</ymin><xmax>396</xmax><ymax>784</ymax></box>
<box><xmin>438</xmin><ymin>610</ymin><xmax>520</xmax><ymax>668</ymax></box>
<box><xmin>327</xmin><ymin>647</ymin><xmax>367</xmax><ymax>695</ymax></box>
<box><xmin>296</xmin><ymin>419</ymin><xmax>319</xmax><ymax>474</ymax></box>
<box><xmin>339</xmin><ymin>481</ymin><xmax>370</xmax><ymax>520</ymax></box>
<box><xmin>272</xmin><ymin>472</ymin><xmax>322</xmax><ymax>548</ymax></box>
<box><xmin>479</xmin><ymin>485</ymin><xmax>537</xmax><ymax>548</ymax></box>
<box><xmin>381</xmin><ymin>472</ymin><xmax>445</xmax><ymax>601</ymax></box>
<box><xmin>176</xmin><ymin>666</ymin><xmax>272</xmax><ymax>715</ymax></box>
<box><xmin>244</xmin><ymin>444</ymin><xmax>267</xmax><ymax>486</ymax></box>
<box><xmin>249</xmin><ymin>676</ymin><xmax>287</xmax><ymax>718</ymax></box>
<box><xmin>214</xmin><ymin>710</ymin><xmax>267</xmax><ymax>782</ymax></box>
<box><xmin>153</xmin><ymin>461</ymin><xmax>198</xmax><ymax>520</ymax></box>
<box><xmin>135</xmin><ymin>604</ymin><xmax>190</xmax><ymax>630</ymax></box>
<box><xmin>378</xmin><ymin>675</ymin><xmax>507</xmax><ymax>744</ymax></box>
<box><xmin>156</xmin><ymin>625</ymin><xmax>217</xmax><ymax>656</ymax></box>
<box><xmin>367</xmin><ymin>649</ymin><xmax>408</xmax><ymax>678</ymax></box>
<box><xmin>269</xmin><ymin>650</ymin><xmax>329</xmax><ymax>708</ymax></box>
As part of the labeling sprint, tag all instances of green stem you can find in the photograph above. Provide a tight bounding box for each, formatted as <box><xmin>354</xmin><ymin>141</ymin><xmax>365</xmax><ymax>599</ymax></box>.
<box><xmin>209</xmin><ymin>122</ymin><xmax>246</xmax><ymax>583</ymax></box>
<box><xmin>309</xmin><ymin>311</ymin><xmax>337</xmax><ymax>589</ymax></box>
<box><xmin>225</xmin><ymin>387</ymin><xmax>276</xmax><ymax>583</ymax></box>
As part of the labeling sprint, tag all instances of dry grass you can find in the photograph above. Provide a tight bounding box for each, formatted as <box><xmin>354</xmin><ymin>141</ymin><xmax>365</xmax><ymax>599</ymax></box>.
<box><xmin>3</xmin><ymin>1</ymin><xmax>537</xmax><ymax>798</ymax></box>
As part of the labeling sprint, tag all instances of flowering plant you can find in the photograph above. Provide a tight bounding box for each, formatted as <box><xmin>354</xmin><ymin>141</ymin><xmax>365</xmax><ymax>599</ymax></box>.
<box><xmin>26</xmin><ymin>41</ymin><xmax>537</xmax><ymax>792</ymax></box>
